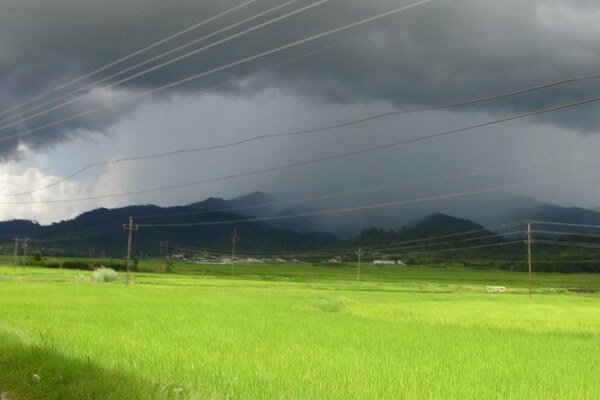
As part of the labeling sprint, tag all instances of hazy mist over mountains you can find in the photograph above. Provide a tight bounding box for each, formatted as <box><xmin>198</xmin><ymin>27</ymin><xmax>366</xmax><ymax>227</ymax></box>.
<box><xmin>6</xmin><ymin>191</ymin><xmax>600</xmax><ymax>239</ymax></box>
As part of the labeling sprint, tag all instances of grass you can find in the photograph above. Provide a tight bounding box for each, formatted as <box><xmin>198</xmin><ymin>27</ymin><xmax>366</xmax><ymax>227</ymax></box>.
<box><xmin>0</xmin><ymin>264</ymin><xmax>599</xmax><ymax>399</ymax></box>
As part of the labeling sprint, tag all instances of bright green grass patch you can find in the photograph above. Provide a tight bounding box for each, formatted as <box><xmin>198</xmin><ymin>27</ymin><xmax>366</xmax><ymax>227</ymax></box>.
<box><xmin>0</xmin><ymin>266</ymin><xmax>599</xmax><ymax>399</ymax></box>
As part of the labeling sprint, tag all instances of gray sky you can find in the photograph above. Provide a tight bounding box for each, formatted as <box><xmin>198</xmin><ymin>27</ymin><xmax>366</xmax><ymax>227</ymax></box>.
<box><xmin>1</xmin><ymin>0</ymin><xmax>600</xmax><ymax>225</ymax></box>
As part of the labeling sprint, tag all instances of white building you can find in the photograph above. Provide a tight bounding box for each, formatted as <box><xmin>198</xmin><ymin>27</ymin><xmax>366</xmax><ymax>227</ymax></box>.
<box><xmin>373</xmin><ymin>260</ymin><xmax>407</xmax><ymax>266</ymax></box>
<box><xmin>373</xmin><ymin>260</ymin><xmax>396</xmax><ymax>265</ymax></box>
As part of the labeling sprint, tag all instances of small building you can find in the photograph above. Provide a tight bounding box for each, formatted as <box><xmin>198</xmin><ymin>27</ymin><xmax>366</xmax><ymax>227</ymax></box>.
<box><xmin>373</xmin><ymin>259</ymin><xmax>407</xmax><ymax>266</ymax></box>
<box><xmin>486</xmin><ymin>286</ymin><xmax>507</xmax><ymax>293</ymax></box>
<box><xmin>241</xmin><ymin>258</ymin><xmax>263</xmax><ymax>264</ymax></box>
<box><xmin>373</xmin><ymin>259</ymin><xmax>396</xmax><ymax>265</ymax></box>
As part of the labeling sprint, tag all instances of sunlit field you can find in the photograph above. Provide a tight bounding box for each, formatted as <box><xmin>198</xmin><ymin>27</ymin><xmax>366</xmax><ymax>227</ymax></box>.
<box><xmin>1</xmin><ymin>263</ymin><xmax>600</xmax><ymax>399</ymax></box>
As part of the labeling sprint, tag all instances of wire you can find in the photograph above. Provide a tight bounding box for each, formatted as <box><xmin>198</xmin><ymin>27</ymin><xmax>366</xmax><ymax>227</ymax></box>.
<box><xmin>121</xmin><ymin>0</ymin><xmax>170</xmax><ymax>25</ymax></box>
<box><xmin>161</xmin><ymin>223</ymin><xmax>524</xmax><ymax>258</ymax></box>
<box><xmin>0</xmin><ymin>0</ymin><xmax>438</xmax><ymax>144</ymax></box>
<box><xmin>30</xmin><ymin>225</ymin><xmax>124</xmax><ymax>243</ymax></box>
<box><xmin>0</xmin><ymin>0</ymin><xmax>259</xmax><ymax>119</ymax></box>
<box><xmin>0</xmin><ymin>0</ymin><xmax>331</xmax><ymax>131</ymax></box>
<box><xmin>1</xmin><ymin>69</ymin><xmax>583</xmax><ymax>196</ymax></box>
<box><xmin>1</xmin><ymin>93</ymin><xmax>594</xmax><ymax>205</ymax></box>
<box><xmin>25</xmin><ymin>218</ymin><xmax>128</xmax><ymax>243</ymax></box>
<box><xmin>400</xmin><ymin>241</ymin><xmax>521</xmax><ymax>256</ymax></box>
<box><xmin>133</xmin><ymin>176</ymin><xmax>588</xmax><ymax>228</ymax></box>
<box><xmin>8</xmin><ymin>6</ymin><xmax>600</xmax><ymax>157</ymax></box>
<box><xmin>366</xmin><ymin>222</ymin><xmax>523</xmax><ymax>247</ymax></box>
<box><xmin>529</xmin><ymin>220</ymin><xmax>600</xmax><ymax>230</ymax></box>
<box><xmin>164</xmin><ymin>224</ymin><xmax>523</xmax><ymax>257</ymax></box>
<box><xmin>156</xmin><ymin>231</ymin><xmax>511</xmax><ymax>259</ymax></box>
<box><xmin>532</xmin><ymin>230</ymin><xmax>600</xmax><ymax>239</ymax></box>
<box><xmin>360</xmin><ymin>231</ymin><xmax>523</xmax><ymax>254</ymax></box>
<box><xmin>534</xmin><ymin>240</ymin><xmax>600</xmax><ymax>250</ymax></box>
<box><xmin>530</xmin><ymin>260</ymin><xmax>600</xmax><ymax>264</ymax></box>
<box><xmin>1</xmin><ymin>33</ymin><xmax>367</xmax><ymax>197</ymax></box>
<box><xmin>1</xmin><ymin>0</ymin><xmax>307</xmax><ymax>125</ymax></box>
<box><xmin>126</xmin><ymin>156</ymin><xmax>569</xmax><ymax>219</ymax></box>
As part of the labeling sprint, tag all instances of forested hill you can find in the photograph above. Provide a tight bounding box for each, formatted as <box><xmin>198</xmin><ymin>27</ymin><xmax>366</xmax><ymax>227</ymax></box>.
<box><xmin>0</xmin><ymin>194</ymin><xmax>339</xmax><ymax>257</ymax></box>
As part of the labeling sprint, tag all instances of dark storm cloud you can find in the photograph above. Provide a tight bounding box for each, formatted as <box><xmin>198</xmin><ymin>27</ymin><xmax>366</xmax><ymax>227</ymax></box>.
<box><xmin>1</xmin><ymin>0</ymin><xmax>600</xmax><ymax>158</ymax></box>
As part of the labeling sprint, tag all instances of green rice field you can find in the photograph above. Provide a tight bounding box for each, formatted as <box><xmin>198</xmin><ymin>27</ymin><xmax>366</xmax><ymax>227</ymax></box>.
<box><xmin>1</xmin><ymin>263</ymin><xmax>599</xmax><ymax>399</ymax></box>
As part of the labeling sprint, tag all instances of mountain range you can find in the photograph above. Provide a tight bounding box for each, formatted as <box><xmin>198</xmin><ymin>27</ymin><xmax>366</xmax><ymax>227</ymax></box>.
<box><xmin>2</xmin><ymin>192</ymin><xmax>599</xmax><ymax>258</ymax></box>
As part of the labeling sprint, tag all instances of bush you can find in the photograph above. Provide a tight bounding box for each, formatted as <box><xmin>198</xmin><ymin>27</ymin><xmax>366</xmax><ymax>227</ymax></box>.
<box><xmin>31</xmin><ymin>250</ymin><xmax>43</xmax><ymax>262</ymax></box>
<box><xmin>91</xmin><ymin>267</ymin><xmax>119</xmax><ymax>283</ymax></box>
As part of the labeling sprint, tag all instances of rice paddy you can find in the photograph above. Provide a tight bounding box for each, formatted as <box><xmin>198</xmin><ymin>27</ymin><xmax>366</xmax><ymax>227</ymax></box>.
<box><xmin>1</xmin><ymin>263</ymin><xmax>599</xmax><ymax>399</ymax></box>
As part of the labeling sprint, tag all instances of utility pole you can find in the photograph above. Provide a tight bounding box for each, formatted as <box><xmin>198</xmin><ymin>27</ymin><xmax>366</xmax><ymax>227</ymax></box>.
<box><xmin>356</xmin><ymin>247</ymin><xmax>364</xmax><ymax>286</ymax></box>
<box><xmin>123</xmin><ymin>217</ymin><xmax>139</xmax><ymax>284</ymax></box>
<box><xmin>231</xmin><ymin>227</ymin><xmax>239</xmax><ymax>277</ymax></box>
<box><xmin>13</xmin><ymin>237</ymin><xmax>20</xmax><ymax>266</ymax></box>
<box><xmin>160</xmin><ymin>240</ymin><xmax>170</xmax><ymax>271</ymax></box>
<box><xmin>527</xmin><ymin>221</ymin><xmax>533</xmax><ymax>299</ymax></box>
<box><xmin>164</xmin><ymin>241</ymin><xmax>170</xmax><ymax>272</ymax></box>
<box><xmin>22</xmin><ymin>237</ymin><xmax>30</xmax><ymax>267</ymax></box>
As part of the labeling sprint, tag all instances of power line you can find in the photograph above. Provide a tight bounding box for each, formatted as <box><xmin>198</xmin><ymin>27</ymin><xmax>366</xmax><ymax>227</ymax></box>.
<box><xmin>237</xmin><ymin>240</ymin><xmax>523</xmax><ymax>258</ymax></box>
<box><xmin>79</xmin><ymin>67</ymin><xmax>600</xmax><ymax>173</ymax></box>
<box><xmin>362</xmin><ymin>222</ymin><xmax>524</xmax><ymax>248</ymax></box>
<box><xmin>6</xmin><ymin>5</ymin><xmax>600</xmax><ymax>157</ymax></box>
<box><xmin>400</xmin><ymin>256</ymin><xmax>600</xmax><ymax>265</ymax></box>
<box><xmin>0</xmin><ymin>32</ymin><xmax>368</xmax><ymax>197</ymax></box>
<box><xmin>139</xmin><ymin>219</ymin><xmax>522</xmax><ymax>257</ymax></box>
<box><xmin>1</xmin><ymin>219</ymin><xmax>126</xmax><ymax>244</ymax></box>
<box><xmin>534</xmin><ymin>240</ymin><xmax>600</xmax><ymax>250</ymax></box>
<box><xmin>0</xmin><ymin>0</ymin><xmax>330</xmax><ymax>131</ymax></box>
<box><xmin>0</xmin><ymin>165</ymin><xmax>533</xmax><ymax>249</ymax></box>
<box><xmin>524</xmin><ymin>260</ymin><xmax>600</xmax><ymax>264</ymax></box>
<box><xmin>360</xmin><ymin>230</ymin><xmax>523</xmax><ymax>254</ymax></box>
<box><xmin>0</xmin><ymin>126</ymin><xmax>573</xmax><ymax>198</ymax></box>
<box><xmin>24</xmin><ymin>230</ymin><xmax>600</xmax><ymax>266</ymax></box>
<box><xmin>122</xmin><ymin>0</ymin><xmax>171</xmax><ymax>25</ymax></box>
<box><xmin>0</xmin><ymin>0</ymin><xmax>439</xmax><ymax>145</ymax></box>
<box><xmin>126</xmin><ymin>155</ymin><xmax>570</xmax><ymax>219</ymax></box>
<box><xmin>1</xmin><ymin>92</ymin><xmax>594</xmax><ymax>205</ymax></box>
<box><xmin>528</xmin><ymin>220</ymin><xmax>600</xmax><ymax>230</ymax></box>
<box><xmin>0</xmin><ymin>32</ymin><xmax>366</xmax><ymax>197</ymax></box>
<box><xmin>0</xmin><ymin>0</ymin><xmax>259</xmax><ymax>120</ymax></box>
<box><xmin>134</xmin><ymin>176</ymin><xmax>591</xmax><ymax>228</ymax></box>
<box><xmin>21</xmin><ymin>218</ymin><xmax>600</xmax><ymax>258</ymax></box>
<box><xmin>162</xmin><ymin>222</ymin><xmax>524</xmax><ymax>258</ymax></box>
<box><xmin>1</xmin><ymin>0</ymin><xmax>307</xmax><ymax>125</ymax></box>
<box><xmin>400</xmin><ymin>241</ymin><xmax>521</xmax><ymax>256</ymax></box>
<box><xmin>150</xmin><ymin>242</ymin><xmax>600</xmax><ymax>263</ymax></box>
<box><xmin>30</xmin><ymin>224</ymin><xmax>124</xmax><ymax>243</ymax></box>
<box><xmin>532</xmin><ymin>230</ymin><xmax>600</xmax><ymax>239</ymax></box>
<box><xmin>151</xmin><ymin>222</ymin><xmax>522</xmax><ymax>257</ymax></box>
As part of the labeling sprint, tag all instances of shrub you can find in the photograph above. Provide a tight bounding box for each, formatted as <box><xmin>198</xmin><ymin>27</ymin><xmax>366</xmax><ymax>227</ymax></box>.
<box><xmin>31</xmin><ymin>250</ymin><xmax>43</xmax><ymax>262</ymax></box>
<box><xmin>91</xmin><ymin>267</ymin><xmax>119</xmax><ymax>283</ymax></box>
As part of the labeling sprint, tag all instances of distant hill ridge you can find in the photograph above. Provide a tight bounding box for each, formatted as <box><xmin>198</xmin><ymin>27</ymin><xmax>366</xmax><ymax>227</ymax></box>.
<box><xmin>412</xmin><ymin>213</ymin><xmax>486</xmax><ymax>232</ymax></box>
<box><xmin>509</xmin><ymin>204</ymin><xmax>600</xmax><ymax>226</ymax></box>
<box><xmin>3</xmin><ymin>192</ymin><xmax>600</xmax><ymax>257</ymax></box>
<box><xmin>0</xmin><ymin>192</ymin><xmax>337</xmax><ymax>257</ymax></box>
